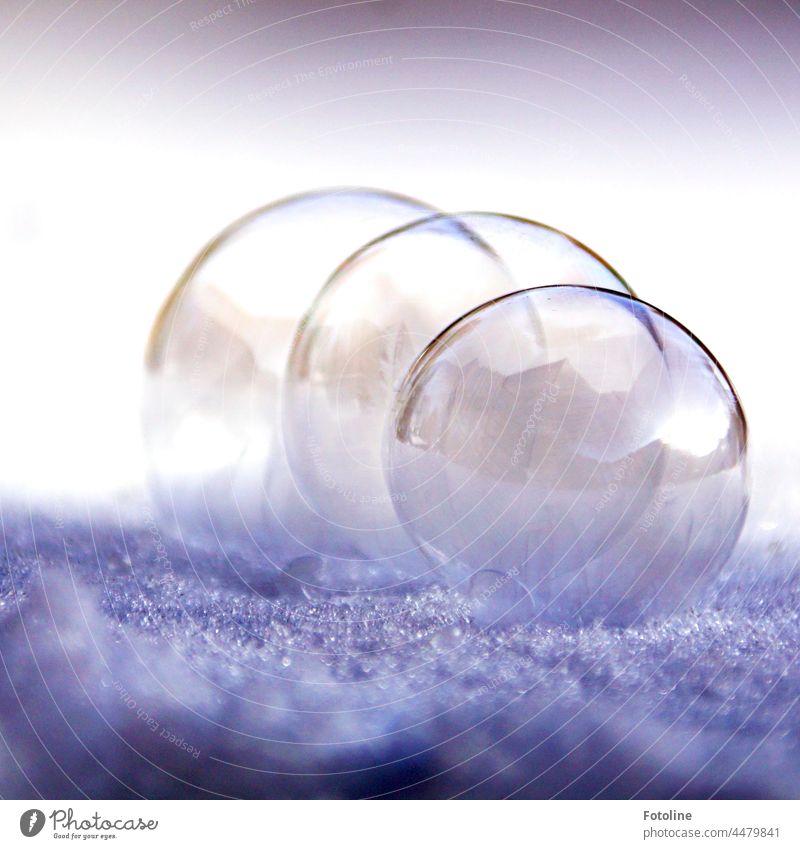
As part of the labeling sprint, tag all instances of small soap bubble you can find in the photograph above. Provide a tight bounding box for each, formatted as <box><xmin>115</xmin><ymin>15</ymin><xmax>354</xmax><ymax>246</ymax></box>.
<box><xmin>284</xmin><ymin>555</ymin><xmax>329</xmax><ymax>601</ymax></box>
<box><xmin>467</xmin><ymin>569</ymin><xmax>537</xmax><ymax>630</ymax></box>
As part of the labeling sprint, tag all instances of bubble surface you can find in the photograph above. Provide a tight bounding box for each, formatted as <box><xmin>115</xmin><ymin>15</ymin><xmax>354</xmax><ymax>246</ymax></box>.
<box><xmin>385</xmin><ymin>286</ymin><xmax>748</xmax><ymax>626</ymax></box>
<box><xmin>282</xmin><ymin>213</ymin><xmax>631</xmax><ymax>557</ymax></box>
<box><xmin>143</xmin><ymin>188</ymin><xmax>434</xmax><ymax>546</ymax></box>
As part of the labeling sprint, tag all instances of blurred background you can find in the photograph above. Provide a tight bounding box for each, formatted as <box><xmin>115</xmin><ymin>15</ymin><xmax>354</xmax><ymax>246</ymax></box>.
<box><xmin>0</xmin><ymin>0</ymin><xmax>797</xmax><ymax>540</ymax></box>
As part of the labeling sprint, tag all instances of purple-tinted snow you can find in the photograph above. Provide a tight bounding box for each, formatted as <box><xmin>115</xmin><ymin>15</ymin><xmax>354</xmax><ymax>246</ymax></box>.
<box><xmin>0</xmin><ymin>502</ymin><xmax>797</xmax><ymax>799</ymax></box>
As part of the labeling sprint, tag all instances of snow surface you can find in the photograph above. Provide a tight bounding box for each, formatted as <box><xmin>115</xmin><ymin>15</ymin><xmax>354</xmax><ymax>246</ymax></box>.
<box><xmin>0</xmin><ymin>503</ymin><xmax>798</xmax><ymax>799</ymax></box>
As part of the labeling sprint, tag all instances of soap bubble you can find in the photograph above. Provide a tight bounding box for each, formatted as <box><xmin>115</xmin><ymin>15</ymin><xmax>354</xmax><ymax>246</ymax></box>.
<box><xmin>385</xmin><ymin>286</ymin><xmax>748</xmax><ymax>626</ymax></box>
<box><xmin>467</xmin><ymin>568</ymin><xmax>536</xmax><ymax>630</ymax></box>
<box><xmin>282</xmin><ymin>213</ymin><xmax>631</xmax><ymax>560</ymax></box>
<box><xmin>143</xmin><ymin>188</ymin><xmax>434</xmax><ymax>548</ymax></box>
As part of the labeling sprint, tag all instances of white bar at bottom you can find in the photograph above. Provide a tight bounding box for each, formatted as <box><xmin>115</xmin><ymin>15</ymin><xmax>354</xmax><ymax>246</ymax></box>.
<box><xmin>1</xmin><ymin>799</ymin><xmax>796</xmax><ymax>847</ymax></box>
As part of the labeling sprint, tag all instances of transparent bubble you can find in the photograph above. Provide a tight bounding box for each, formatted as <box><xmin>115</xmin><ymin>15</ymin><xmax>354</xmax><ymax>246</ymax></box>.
<box><xmin>143</xmin><ymin>188</ymin><xmax>434</xmax><ymax>548</ymax></box>
<box><xmin>467</xmin><ymin>568</ymin><xmax>536</xmax><ymax>630</ymax></box>
<box><xmin>283</xmin><ymin>553</ymin><xmax>394</xmax><ymax>598</ymax></box>
<box><xmin>385</xmin><ymin>286</ymin><xmax>748</xmax><ymax>626</ymax></box>
<box><xmin>282</xmin><ymin>213</ymin><xmax>631</xmax><ymax>560</ymax></box>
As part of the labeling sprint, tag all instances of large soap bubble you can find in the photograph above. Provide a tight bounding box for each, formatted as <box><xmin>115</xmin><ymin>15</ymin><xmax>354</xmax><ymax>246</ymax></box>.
<box><xmin>143</xmin><ymin>188</ymin><xmax>434</xmax><ymax>548</ymax></box>
<box><xmin>385</xmin><ymin>286</ymin><xmax>748</xmax><ymax>626</ymax></box>
<box><xmin>282</xmin><ymin>213</ymin><xmax>631</xmax><ymax>559</ymax></box>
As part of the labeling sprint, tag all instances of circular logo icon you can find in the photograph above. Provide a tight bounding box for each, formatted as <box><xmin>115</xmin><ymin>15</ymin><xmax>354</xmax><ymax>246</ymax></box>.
<box><xmin>19</xmin><ymin>809</ymin><xmax>45</xmax><ymax>837</ymax></box>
